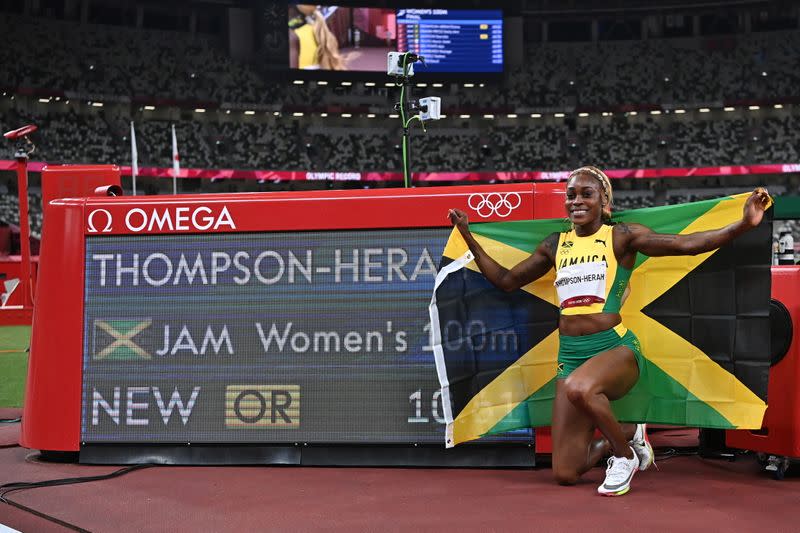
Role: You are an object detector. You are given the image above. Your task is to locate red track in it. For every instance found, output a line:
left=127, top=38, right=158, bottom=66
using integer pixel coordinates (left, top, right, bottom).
left=1, top=408, right=798, bottom=533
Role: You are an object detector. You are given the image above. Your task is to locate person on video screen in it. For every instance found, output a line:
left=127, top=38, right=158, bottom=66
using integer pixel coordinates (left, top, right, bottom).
left=288, top=5, right=345, bottom=70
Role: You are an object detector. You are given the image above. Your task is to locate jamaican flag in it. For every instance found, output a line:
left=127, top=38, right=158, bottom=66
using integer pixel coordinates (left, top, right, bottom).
left=430, top=193, right=773, bottom=448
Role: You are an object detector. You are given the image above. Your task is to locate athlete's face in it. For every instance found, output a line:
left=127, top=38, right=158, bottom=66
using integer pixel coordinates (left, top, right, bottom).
left=565, top=173, right=604, bottom=225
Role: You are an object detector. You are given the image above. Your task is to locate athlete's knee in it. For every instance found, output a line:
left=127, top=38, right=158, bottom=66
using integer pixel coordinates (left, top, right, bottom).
left=553, top=466, right=581, bottom=486
left=563, top=377, right=595, bottom=408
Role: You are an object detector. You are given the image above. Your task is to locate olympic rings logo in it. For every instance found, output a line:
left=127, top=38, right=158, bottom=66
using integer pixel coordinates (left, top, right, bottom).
left=467, top=192, right=522, bottom=218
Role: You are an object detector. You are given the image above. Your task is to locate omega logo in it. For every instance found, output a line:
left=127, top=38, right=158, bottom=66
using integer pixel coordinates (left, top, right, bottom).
left=87, top=209, right=113, bottom=233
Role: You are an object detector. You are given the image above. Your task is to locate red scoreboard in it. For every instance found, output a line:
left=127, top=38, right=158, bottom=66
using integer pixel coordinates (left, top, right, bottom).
left=21, top=181, right=565, bottom=465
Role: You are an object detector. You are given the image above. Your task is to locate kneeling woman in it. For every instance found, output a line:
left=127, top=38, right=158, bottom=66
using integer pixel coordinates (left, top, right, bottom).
left=448, top=166, right=770, bottom=496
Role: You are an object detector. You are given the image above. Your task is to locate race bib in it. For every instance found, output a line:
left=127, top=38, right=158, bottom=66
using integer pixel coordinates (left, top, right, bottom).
left=554, top=262, right=607, bottom=308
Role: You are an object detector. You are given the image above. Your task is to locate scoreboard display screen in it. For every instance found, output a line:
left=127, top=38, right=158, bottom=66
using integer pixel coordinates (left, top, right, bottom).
left=82, top=228, right=462, bottom=444
left=287, top=5, right=503, bottom=73
left=397, top=9, right=503, bottom=73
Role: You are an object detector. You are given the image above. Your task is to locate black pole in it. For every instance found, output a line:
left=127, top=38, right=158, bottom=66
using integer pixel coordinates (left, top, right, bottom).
left=401, top=76, right=413, bottom=188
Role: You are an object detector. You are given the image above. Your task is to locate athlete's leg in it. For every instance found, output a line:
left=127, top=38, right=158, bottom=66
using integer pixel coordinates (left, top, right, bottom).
left=552, top=378, right=637, bottom=484
left=562, top=346, right=640, bottom=458
left=551, top=379, right=596, bottom=485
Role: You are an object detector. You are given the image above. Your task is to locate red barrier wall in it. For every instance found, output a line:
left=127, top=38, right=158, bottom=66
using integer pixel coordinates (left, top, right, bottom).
left=726, top=266, right=800, bottom=458
left=41, top=165, right=121, bottom=207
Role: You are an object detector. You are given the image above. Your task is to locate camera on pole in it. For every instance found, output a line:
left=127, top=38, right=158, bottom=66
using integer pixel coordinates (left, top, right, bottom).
left=389, top=51, right=443, bottom=188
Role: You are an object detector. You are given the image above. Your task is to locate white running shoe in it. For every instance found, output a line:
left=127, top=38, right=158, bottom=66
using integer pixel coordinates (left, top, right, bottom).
left=597, top=447, right=639, bottom=496
left=631, top=423, right=655, bottom=471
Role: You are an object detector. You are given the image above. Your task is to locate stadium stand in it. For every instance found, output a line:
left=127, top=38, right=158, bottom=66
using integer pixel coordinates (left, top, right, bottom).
left=2, top=108, right=797, bottom=173
left=0, top=6, right=797, bottom=245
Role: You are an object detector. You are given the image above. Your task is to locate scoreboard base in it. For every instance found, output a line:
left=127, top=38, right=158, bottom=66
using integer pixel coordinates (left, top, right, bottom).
left=77, top=444, right=535, bottom=468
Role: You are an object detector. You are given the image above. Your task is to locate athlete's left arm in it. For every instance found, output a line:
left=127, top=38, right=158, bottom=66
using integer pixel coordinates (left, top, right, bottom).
left=618, top=188, right=771, bottom=257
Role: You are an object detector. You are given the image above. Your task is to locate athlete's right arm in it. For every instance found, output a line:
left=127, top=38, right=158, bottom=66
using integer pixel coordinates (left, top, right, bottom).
left=448, top=209, right=557, bottom=292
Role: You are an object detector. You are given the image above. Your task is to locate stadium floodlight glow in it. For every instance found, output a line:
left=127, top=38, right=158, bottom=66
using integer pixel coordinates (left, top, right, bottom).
left=365, top=82, right=376, bottom=87
left=293, top=80, right=304, bottom=85
left=317, top=81, right=328, bottom=85
left=650, top=110, right=661, bottom=115
left=341, top=113, right=352, bottom=118
left=293, top=112, right=304, bottom=117
left=507, top=114, right=518, bottom=118
left=531, top=113, right=542, bottom=118
left=578, top=112, right=589, bottom=117
left=341, top=81, right=352, bottom=86
left=724, top=107, right=735, bottom=111
left=463, top=83, right=474, bottom=88
left=554, top=113, right=565, bottom=118
left=244, top=110, right=255, bottom=115
left=699, top=108, right=710, bottom=113
left=144, top=105, right=156, bottom=111
left=38, top=98, right=50, bottom=103
left=459, top=114, right=471, bottom=119
left=748, top=105, right=760, bottom=110
left=92, top=102, right=104, bottom=107
left=194, top=108, right=205, bottom=113
left=774, top=104, right=784, bottom=109
left=432, top=83, right=444, bottom=87
left=483, top=114, right=494, bottom=119
left=674, top=109, right=686, bottom=114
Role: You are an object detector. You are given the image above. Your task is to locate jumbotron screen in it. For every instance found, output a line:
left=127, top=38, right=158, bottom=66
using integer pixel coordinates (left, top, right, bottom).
left=80, top=228, right=483, bottom=444
left=287, top=6, right=503, bottom=73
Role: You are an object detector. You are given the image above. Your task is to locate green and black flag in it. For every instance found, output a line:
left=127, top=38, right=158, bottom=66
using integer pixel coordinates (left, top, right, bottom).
left=430, top=193, right=772, bottom=447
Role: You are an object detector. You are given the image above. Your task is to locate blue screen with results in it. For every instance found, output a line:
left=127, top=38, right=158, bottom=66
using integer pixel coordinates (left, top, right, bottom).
left=396, top=9, right=503, bottom=73
left=80, top=229, right=530, bottom=445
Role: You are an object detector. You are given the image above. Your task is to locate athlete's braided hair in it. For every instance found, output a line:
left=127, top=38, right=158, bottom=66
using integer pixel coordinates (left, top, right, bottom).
left=569, top=165, right=613, bottom=223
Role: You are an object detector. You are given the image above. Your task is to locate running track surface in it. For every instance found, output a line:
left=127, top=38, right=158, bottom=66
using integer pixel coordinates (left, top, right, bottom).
left=1, top=408, right=798, bottom=533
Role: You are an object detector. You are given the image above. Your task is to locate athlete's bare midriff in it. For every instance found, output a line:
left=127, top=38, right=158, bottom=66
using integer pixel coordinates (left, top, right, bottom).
left=559, top=312, right=622, bottom=336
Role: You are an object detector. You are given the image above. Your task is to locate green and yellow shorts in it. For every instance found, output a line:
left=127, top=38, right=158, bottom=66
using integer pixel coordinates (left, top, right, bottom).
left=557, top=323, right=644, bottom=379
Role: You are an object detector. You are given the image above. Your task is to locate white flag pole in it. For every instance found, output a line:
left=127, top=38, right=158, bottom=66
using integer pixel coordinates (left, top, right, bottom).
left=171, top=124, right=180, bottom=194
left=130, top=121, right=138, bottom=196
